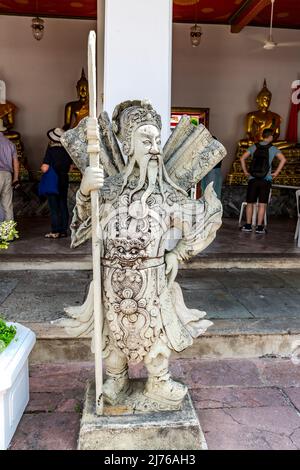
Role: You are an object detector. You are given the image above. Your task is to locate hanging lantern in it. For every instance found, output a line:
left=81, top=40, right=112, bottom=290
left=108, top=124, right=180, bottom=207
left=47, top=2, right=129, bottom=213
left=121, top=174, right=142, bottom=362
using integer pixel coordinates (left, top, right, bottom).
left=190, top=24, right=202, bottom=47
left=31, top=17, right=45, bottom=41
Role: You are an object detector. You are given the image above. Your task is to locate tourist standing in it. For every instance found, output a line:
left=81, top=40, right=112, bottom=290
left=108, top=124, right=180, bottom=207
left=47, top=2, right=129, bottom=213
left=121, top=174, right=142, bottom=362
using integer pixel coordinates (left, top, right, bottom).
left=41, top=128, right=72, bottom=239
left=240, top=128, right=286, bottom=234
left=201, top=136, right=223, bottom=200
left=0, top=119, right=19, bottom=222
left=201, top=161, right=222, bottom=200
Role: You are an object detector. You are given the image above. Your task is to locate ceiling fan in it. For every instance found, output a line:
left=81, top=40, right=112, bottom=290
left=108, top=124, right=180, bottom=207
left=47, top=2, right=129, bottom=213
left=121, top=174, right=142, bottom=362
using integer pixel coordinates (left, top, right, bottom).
left=263, top=0, right=277, bottom=49
left=261, top=0, right=300, bottom=50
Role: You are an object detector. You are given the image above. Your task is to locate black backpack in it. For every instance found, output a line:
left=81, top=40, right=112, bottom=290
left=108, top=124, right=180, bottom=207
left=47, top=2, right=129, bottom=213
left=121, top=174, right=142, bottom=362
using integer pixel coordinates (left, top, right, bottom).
left=249, top=143, right=272, bottom=179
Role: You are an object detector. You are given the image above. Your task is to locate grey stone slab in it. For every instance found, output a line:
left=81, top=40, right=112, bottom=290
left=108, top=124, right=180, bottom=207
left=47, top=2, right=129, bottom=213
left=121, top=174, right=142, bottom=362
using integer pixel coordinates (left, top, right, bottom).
left=0, top=291, right=85, bottom=322
left=216, top=269, right=286, bottom=289
left=78, top=380, right=207, bottom=450
left=275, top=270, right=300, bottom=289
left=12, top=271, right=90, bottom=294
left=0, top=270, right=90, bottom=293
left=182, top=288, right=253, bottom=319
left=230, top=287, right=300, bottom=318
left=1, top=268, right=300, bottom=326
left=177, top=270, right=223, bottom=290
left=210, top=318, right=300, bottom=335
left=0, top=279, right=18, bottom=304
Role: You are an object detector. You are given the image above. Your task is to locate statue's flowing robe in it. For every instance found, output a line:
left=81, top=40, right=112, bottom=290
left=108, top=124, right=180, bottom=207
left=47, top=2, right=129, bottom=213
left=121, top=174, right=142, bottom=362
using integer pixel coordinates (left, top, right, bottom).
left=63, top=171, right=221, bottom=364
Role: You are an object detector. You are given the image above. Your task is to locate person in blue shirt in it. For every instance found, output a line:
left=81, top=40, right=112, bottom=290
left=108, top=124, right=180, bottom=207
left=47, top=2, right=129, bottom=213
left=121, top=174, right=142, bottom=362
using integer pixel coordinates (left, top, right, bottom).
left=40, top=128, right=73, bottom=239
left=240, top=128, right=286, bottom=234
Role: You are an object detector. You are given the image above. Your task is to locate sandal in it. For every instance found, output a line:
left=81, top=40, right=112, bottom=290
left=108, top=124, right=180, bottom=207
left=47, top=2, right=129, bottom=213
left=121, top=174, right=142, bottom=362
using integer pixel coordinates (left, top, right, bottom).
left=45, top=232, right=60, bottom=239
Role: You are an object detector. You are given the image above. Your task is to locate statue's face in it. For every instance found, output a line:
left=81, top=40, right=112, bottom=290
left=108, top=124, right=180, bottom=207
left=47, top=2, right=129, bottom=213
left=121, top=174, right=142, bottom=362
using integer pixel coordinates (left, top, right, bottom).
left=77, top=83, right=88, bottom=100
left=257, top=93, right=271, bottom=110
left=132, top=124, right=162, bottom=167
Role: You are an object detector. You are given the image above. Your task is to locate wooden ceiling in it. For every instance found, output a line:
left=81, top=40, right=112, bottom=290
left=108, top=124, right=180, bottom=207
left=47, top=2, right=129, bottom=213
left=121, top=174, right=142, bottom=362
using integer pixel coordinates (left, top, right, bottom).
left=173, top=0, right=300, bottom=31
left=0, top=1, right=299, bottom=31
left=0, top=1, right=97, bottom=20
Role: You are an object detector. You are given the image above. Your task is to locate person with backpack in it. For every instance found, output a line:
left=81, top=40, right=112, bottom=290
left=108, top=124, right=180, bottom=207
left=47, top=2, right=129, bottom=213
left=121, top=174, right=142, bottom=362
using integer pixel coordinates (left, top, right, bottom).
left=240, top=128, right=286, bottom=234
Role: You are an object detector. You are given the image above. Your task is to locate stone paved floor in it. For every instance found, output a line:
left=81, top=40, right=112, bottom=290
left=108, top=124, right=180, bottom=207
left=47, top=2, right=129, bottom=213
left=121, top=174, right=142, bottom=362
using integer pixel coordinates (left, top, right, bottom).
left=1, top=268, right=300, bottom=323
left=9, top=358, right=300, bottom=450
left=0, top=217, right=299, bottom=257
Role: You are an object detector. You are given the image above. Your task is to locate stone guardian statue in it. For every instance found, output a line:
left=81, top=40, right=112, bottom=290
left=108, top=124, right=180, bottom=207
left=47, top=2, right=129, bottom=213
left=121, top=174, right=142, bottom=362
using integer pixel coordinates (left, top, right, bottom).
left=59, top=99, right=226, bottom=412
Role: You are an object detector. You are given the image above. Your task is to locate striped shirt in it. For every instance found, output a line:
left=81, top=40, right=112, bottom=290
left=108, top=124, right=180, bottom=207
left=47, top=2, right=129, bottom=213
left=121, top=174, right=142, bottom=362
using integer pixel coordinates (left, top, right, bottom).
left=0, top=132, right=17, bottom=173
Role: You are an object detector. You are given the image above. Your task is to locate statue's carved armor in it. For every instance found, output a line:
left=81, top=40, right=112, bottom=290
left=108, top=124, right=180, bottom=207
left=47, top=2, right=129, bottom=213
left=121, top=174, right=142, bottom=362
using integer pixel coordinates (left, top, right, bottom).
left=104, top=185, right=205, bottom=363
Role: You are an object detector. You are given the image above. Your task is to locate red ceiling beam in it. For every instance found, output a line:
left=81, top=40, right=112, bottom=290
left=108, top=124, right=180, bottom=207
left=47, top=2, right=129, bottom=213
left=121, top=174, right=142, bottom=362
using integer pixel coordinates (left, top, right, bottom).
left=230, top=0, right=271, bottom=33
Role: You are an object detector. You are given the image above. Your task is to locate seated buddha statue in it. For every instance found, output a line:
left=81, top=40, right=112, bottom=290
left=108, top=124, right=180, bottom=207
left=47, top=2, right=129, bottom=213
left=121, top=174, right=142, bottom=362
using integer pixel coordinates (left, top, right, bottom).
left=64, top=68, right=89, bottom=130
left=0, top=80, right=28, bottom=180
left=0, top=101, right=20, bottom=140
left=239, top=79, right=294, bottom=151
left=0, top=80, right=19, bottom=139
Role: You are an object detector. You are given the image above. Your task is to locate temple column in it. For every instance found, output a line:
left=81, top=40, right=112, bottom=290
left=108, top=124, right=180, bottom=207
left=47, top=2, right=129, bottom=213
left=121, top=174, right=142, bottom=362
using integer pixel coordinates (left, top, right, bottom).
left=97, top=0, right=105, bottom=113
left=101, top=0, right=173, bottom=144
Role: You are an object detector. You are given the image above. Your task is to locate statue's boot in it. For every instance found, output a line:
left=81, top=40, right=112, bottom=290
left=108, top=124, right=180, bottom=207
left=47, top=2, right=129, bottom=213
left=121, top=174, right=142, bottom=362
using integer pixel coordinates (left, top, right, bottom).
left=144, top=342, right=187, bottom=409
left=103, top=348, right=132, bottom=405
left=144, top=373, right=188, bottom=410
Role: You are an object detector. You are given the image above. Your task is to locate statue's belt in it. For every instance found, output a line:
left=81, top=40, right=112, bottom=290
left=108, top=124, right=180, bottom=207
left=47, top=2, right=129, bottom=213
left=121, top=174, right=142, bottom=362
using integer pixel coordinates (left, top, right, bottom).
left=102, top=256, right=165, bottom=270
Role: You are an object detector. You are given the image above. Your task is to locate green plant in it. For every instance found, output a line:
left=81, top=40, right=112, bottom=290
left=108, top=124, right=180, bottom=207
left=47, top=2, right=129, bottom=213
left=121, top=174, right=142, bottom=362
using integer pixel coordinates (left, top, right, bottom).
left=0, top=221, right=19, bottom=250
left=0, top=318, right=17, bottom=352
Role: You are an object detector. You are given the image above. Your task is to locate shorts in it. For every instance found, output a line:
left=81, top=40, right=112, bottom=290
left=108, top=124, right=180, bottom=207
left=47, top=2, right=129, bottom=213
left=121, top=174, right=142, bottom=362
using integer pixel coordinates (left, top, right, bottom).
left=246, top=178, right=271, bottom=204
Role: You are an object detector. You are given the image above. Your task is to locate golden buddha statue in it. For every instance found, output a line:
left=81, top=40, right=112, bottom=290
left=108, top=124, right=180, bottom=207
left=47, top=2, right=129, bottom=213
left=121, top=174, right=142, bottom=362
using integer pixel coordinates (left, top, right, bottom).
left=239, top=79, right=293, bottom=151
left=0, top=80, right=28, bottom=179
left=227, top=80, right=299, bottom=186
left=0, top=102, right=19, bottom=140
left=64, top=68, right=89, bottom=130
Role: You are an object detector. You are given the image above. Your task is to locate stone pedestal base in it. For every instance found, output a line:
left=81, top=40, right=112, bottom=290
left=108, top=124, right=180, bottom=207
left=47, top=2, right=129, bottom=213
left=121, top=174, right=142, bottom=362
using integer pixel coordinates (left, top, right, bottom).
left=78, top=380, right=207, bottom=450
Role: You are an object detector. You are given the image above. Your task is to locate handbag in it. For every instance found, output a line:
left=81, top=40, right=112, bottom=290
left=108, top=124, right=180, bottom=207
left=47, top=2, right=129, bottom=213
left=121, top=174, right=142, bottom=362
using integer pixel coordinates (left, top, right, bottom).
left=38, top=167, right=59, bottom=196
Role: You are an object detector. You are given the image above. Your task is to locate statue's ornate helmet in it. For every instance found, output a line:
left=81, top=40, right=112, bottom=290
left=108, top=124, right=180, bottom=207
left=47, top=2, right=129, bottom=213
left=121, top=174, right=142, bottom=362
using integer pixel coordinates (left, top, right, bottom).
left=112, top=100, right=162, bottom=156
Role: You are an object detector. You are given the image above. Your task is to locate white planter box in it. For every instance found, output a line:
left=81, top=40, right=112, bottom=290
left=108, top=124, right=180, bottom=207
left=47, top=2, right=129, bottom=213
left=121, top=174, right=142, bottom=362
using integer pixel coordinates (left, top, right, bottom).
left=0, top=322, right=36, bottom=450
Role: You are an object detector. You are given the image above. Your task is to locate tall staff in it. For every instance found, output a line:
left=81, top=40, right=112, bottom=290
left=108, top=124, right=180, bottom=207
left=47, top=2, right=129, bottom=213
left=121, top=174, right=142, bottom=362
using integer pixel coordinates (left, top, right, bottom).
left=87, top=30, right=103, bottom=415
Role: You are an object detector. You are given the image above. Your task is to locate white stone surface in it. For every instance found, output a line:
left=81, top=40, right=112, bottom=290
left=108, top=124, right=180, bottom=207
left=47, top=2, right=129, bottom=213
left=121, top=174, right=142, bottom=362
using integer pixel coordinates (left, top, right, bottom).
left=0, top=322, right=36, bottom=450
left=103, top=0, right=173, bottom=145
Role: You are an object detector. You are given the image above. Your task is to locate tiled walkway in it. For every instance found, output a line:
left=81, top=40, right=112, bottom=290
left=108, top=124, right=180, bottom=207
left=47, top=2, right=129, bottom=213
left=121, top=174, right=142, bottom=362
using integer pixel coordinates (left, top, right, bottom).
left=1, top=268, right=300, bottom=323
left=9, top=358, right=300, bottom=450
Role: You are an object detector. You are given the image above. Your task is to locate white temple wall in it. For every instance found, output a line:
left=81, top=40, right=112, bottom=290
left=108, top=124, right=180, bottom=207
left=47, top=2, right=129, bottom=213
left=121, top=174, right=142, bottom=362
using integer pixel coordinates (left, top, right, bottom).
left=103, top=0, right=173, bottom=146
left=172, top=23, right=300, bottom=177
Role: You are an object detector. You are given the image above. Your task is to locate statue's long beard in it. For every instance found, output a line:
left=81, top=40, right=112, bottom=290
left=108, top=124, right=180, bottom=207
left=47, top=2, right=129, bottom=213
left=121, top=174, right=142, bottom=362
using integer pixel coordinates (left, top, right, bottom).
left=121, top=153, right=187, bottom=208
left=130, top=154, right=163, bottom=202
left=140, top=158, right=162, bottom=212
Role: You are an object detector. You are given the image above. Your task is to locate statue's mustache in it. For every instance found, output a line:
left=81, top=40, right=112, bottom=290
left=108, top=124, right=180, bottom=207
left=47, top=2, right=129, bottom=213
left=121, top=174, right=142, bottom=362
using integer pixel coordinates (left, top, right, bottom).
left=145, top=153, right=163, bottom=162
